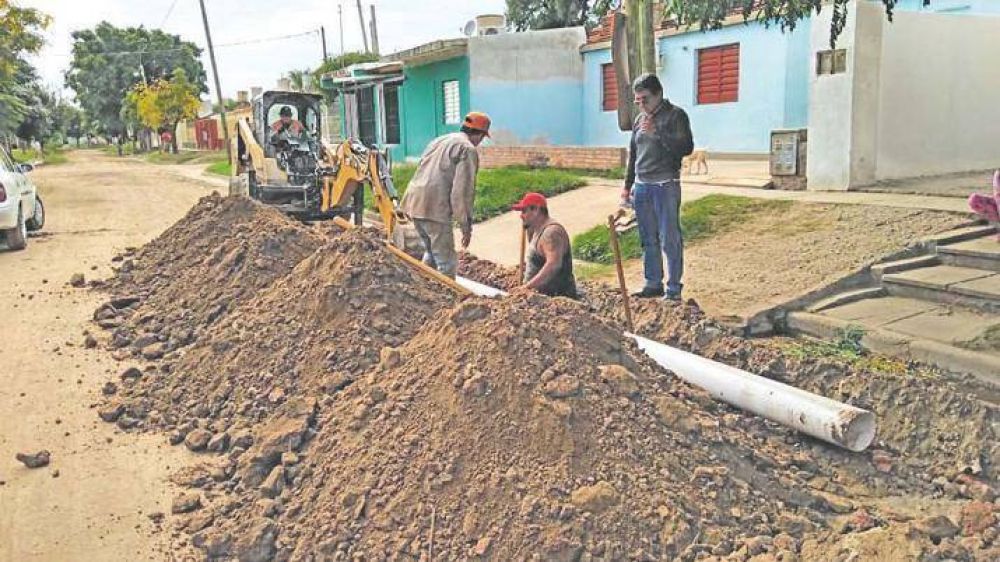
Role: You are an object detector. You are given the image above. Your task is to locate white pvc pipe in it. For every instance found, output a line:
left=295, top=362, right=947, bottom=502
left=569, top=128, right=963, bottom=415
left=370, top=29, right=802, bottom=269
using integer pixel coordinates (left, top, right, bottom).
left=630, top=334, right=876, bottom=452
left=455, top=276, right=506, bottom=298
left=455, top=278, right=877, bottom=452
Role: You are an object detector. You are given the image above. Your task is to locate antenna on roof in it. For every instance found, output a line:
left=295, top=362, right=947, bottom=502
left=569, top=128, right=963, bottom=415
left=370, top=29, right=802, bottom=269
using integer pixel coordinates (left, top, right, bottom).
left=462, top=20, right=476, bottom=37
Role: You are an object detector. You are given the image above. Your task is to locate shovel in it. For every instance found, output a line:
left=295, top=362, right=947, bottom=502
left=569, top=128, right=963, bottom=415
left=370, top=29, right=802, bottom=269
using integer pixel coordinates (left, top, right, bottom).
left=608, top=209, right=635, bottom=332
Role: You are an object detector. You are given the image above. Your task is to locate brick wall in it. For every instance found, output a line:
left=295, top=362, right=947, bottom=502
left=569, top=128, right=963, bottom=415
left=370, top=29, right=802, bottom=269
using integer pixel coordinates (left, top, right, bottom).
left=478, top=146, right=627, bottom=171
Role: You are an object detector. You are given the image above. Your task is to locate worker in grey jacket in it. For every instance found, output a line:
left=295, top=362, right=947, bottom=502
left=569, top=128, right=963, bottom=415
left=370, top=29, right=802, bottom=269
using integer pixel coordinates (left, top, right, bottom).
left=400, top=112, right=491, bottom=277
left=620, top=74, right=694, bottom=301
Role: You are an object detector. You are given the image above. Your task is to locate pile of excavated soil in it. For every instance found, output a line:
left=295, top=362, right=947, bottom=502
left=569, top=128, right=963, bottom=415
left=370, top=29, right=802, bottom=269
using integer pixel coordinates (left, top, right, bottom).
left=458, top=253, right=520, bottom=291
left=89, top=206, right=998, bottom=562
left=193, top=295, right=890, bottom=561
left=100, top=227, right=460, bottom=446
left=93, top=195, right=328, bottom=359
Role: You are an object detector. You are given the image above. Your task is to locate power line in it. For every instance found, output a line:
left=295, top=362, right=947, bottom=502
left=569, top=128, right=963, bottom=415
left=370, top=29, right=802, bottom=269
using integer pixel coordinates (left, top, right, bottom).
left=159, top=0, right=180, bottom=28
left=216, top=29, right=320, bottom=48
left=46, top=29, right=322, bottom=58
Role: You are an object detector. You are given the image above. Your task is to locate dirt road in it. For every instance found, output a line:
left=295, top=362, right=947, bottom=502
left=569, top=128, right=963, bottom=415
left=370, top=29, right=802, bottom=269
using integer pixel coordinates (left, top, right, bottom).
left=0, top=150, right=217, bottom=561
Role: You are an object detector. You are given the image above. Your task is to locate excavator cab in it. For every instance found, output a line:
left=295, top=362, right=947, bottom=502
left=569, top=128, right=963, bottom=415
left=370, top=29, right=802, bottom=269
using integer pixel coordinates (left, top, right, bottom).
left=231, top=90, right=404, bottom=235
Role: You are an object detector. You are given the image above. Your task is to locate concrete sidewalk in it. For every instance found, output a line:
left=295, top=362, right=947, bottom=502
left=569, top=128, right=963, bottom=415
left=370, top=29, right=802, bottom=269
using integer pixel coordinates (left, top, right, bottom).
left=466, top=179, right=972, bottom=266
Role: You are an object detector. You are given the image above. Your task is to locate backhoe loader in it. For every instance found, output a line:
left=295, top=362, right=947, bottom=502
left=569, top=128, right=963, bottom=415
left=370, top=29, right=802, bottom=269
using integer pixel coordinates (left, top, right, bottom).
left=229, top=90, right=404, bottom=238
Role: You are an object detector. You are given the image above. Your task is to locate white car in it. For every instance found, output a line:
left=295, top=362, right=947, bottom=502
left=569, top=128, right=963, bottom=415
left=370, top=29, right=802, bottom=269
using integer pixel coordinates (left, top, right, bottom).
left=0, top=146, right=45, bottom=251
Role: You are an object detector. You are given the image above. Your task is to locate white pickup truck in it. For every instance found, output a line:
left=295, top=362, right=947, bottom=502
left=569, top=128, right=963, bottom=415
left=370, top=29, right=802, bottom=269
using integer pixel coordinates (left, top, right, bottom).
left=0, top=146, right=45, bottom=251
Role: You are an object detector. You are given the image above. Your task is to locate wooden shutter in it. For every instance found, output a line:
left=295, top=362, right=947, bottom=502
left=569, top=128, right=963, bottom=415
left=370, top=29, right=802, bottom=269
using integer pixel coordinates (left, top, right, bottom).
left=601, top=63, right=618, bottom=112
left=698, top=44, right=740, bottom=105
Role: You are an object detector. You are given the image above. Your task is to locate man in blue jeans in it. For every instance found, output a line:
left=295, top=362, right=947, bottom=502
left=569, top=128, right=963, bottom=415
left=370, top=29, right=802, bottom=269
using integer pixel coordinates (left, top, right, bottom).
left=620, top=73, right=694, bottom=301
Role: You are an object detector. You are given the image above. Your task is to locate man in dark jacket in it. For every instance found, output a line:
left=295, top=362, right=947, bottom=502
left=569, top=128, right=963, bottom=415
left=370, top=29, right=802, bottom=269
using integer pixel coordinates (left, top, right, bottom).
left=620, top=73, right=694, bottom=301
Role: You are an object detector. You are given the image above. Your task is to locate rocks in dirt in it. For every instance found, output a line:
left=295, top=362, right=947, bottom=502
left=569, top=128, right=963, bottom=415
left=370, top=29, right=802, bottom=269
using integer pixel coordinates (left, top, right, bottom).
left=83, top=334, right=98, bottom=349
left=101, top=382, right=118, bottom=396
left=233, top=519, right=277, bottom=562
left=959, top=502, right=996, bottom=536
left=171, top=492, right=202, bottom=514
left=69, top=273, right=86, bottom=287
left=98, top=403, right=125, bottom=423
left=570, top=481, right=619, bottom=513
left=119, top=367, right=142, bottom=381
left=207, top=432, right=230, bottom=453
left=259, top=466, right=285, bottom=498
left=184, top=429, right=213, bottom=452
left=913, top=515, right=960, bottom=542
left=140, top=342, right=167, bottom=361
left=871, top=449, right=894, bottom=473
left=15, top=450, right=50, bottom=469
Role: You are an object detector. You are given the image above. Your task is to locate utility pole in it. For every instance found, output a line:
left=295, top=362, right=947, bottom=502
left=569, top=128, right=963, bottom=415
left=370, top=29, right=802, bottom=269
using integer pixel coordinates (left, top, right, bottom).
left=321, top=26, right=329, bottom=62
left=369, top=4, right=380, bottom=56
left=356, top=0, right=370, bottom=53
left=339, top=3, right=345, bottom=55
left=198, top=0, right=229, bottom=157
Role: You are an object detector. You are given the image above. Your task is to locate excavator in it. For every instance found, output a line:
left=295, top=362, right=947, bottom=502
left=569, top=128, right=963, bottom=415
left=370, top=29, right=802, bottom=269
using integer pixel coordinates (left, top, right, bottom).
left=229, top=90, right=405, bottom=238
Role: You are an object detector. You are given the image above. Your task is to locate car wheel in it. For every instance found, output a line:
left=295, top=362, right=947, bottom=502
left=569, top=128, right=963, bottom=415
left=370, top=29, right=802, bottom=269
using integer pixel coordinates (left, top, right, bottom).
left=26, top=194, right=44, bottom=231
left=5, top=205, right=28, bottom=251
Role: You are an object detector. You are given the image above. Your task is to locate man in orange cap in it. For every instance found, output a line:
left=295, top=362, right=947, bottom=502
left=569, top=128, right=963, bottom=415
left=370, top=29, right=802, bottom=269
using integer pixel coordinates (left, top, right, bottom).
left=513, top=192, right=578, bottom=299
left=401, top=112, right=491, bottom=277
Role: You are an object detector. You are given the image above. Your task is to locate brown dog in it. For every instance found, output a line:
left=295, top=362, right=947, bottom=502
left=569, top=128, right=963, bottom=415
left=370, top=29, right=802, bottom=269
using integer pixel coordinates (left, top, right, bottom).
left=683, top=149, right=709, bottom=175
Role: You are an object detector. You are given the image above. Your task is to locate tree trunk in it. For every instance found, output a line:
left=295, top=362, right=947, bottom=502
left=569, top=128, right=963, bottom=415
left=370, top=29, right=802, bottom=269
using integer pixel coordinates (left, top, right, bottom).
left=172, top=121, right=179, bottom=154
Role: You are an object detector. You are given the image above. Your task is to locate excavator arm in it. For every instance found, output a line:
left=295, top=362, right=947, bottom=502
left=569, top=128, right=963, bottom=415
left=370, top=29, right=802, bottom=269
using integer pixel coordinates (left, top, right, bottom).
left=320, top=141, right=406, bottom=238
left=234, top=117, right=268, bottom=181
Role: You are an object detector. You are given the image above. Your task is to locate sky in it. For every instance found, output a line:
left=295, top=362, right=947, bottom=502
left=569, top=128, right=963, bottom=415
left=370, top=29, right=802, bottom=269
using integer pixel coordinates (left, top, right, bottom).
left=19, top=0, right=507, bottom=102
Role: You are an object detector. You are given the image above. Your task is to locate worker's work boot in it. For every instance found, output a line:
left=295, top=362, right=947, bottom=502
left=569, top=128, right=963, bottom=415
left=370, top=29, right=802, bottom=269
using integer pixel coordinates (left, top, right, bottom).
left=631, top=286, right=664, bottom=299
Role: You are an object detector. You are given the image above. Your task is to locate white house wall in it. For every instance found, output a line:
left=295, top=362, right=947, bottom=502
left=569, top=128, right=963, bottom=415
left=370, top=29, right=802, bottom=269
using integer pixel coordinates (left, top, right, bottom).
left=874, top=8, right=1000, bottom=180
left=808, top=0, right=1000, bottom=190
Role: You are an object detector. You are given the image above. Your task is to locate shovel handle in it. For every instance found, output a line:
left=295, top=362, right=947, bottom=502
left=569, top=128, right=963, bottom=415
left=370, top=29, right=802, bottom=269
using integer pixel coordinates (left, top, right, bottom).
left=517, top=225, right=527, bottom=282
left=607, top=214, right=635, bottom=332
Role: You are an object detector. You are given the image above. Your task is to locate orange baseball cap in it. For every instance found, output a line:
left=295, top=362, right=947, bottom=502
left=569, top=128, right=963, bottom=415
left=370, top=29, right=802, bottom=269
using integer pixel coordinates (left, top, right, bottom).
left=512, top=192, right=547, bottom=211
left=463, top=111, right=492, bottom=136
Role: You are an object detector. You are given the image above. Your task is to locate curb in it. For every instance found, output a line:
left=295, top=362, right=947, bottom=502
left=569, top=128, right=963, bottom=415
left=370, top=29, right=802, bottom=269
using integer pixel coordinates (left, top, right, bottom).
left=786, top=311, right=1000, bottom=387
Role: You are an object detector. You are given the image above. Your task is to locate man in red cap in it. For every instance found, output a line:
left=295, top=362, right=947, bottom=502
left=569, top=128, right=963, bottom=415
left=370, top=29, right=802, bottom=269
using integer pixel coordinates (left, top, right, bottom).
left=401, top=112, right=492, bottom=277
left=514, top=192, right=578, bottom=299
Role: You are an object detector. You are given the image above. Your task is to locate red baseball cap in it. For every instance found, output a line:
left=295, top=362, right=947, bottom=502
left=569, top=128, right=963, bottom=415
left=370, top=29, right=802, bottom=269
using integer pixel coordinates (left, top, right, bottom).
left=463, top=112, right=492, bottom=137
left=512, top=192, right=547, bottom=211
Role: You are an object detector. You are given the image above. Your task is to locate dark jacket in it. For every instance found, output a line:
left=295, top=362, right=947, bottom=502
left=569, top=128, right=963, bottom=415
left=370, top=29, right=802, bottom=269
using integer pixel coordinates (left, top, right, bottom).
left=625, top=99, right=694, bottom=189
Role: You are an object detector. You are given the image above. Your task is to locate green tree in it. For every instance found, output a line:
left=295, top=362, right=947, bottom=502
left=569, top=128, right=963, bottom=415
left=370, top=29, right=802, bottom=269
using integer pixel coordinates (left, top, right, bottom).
left=286, top=69, right=316, bottom=92
left=129, top=68, right=200, bottom=153
left=312, top=51, right=379, bottom=101
left=505, top=0, right=614, bottom=30
left=665, top=0, right=931, bottom=46
left=65, top=22, right=207, bottom=136
left=313, top=52, right=380, bottom=77
left=0, top=1, right=50, bottom=137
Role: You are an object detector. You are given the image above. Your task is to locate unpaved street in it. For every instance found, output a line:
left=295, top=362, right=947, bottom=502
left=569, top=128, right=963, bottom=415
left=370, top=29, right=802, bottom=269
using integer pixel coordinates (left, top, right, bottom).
left=0, top=150, right=216, bottom=561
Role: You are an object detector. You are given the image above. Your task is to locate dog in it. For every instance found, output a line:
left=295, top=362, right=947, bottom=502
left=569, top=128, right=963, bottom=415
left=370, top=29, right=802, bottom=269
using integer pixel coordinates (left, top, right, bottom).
left=683, top=148, right=709, bottom=175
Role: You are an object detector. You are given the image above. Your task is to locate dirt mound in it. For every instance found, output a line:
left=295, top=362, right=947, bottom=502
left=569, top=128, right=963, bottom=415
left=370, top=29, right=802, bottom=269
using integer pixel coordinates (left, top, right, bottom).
left=190, top=295, right=930, bottom=561
left=458, top=253, right=520, bottom=291
left=94, top=195, right=328, bottom=357
left=101, top=227, right=460, bottom=444
left=581, top=283, right=1000, bottom=486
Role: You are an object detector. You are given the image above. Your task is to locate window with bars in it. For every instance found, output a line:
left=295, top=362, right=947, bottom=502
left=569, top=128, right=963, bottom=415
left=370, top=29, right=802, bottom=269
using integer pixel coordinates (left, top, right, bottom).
left=384, top=83, right=401, bottom=145
left=697, top=43, right=740, bottom=105
left=816, top=49, right=848, bottom=76
left=601, top=63, right=618, bottom=112
left=442, top=80, right=461, bottom=125
left=357, top=86, right=377, bottom=146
